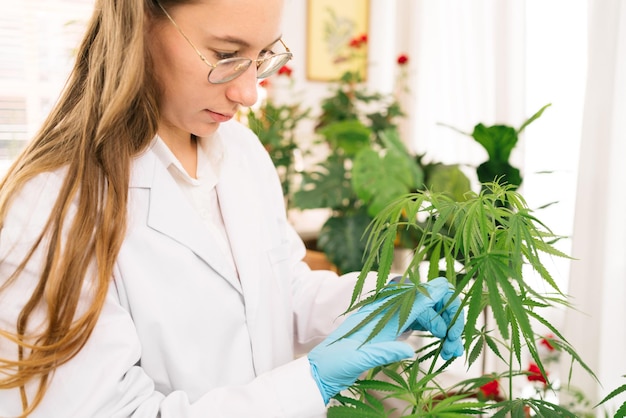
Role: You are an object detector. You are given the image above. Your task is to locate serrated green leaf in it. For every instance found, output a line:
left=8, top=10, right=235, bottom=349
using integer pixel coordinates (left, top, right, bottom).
left=596, top=384, right=626, bottom=407
left=614, top=401, right=626, bottom=418
left=381, top=366, right=410, bottom=390
left=427, top=241, right=442, bottom=280
left=354, top=379, right=405, bottom=393
left=464, top=276, right=485, bottom=348
left=468, top=336, right=484, bottom=366
left=509, top=314, right=522, bottom=365
left=327, top=405, right=382, bottom=418
left=484, top=334, right=506, bottom=364
left=484, top=269, right=509, bottom=340
left=526, top=398, right=579, bottom=417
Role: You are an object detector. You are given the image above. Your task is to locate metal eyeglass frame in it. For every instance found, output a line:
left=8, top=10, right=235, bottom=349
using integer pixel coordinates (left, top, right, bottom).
left=156, top=1, right=293, bottom=84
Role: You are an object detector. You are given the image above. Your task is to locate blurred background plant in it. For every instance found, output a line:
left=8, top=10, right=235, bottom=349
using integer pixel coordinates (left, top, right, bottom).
left=288, top=33, right=472, bottom=274
left=246, top=65, right=310, bottom=202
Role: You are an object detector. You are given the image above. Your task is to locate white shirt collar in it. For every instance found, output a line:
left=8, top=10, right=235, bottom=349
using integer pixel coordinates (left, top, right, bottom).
left=151, top=132, right=225, bottom=189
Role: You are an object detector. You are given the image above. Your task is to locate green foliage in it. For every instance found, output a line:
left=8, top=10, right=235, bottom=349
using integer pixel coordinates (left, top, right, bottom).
left=336, top=182, right=598, bottom=416
left=596, top=375, right=626, bottom=417
left=247, top=100, right=310, bottom=199
left=352, top=130, right=425, bottom=217
left=320, top=119, right=372, bottom=156
left=291, top=68, right=455, bottom=273
left=318, top=208, right=375, bottom=274
left=291, top=65, right=434, bottom=273
left=293, top=154, right=353, bottom=211
left=442, top=103, right=551, bottom=189
left=421, top=162, right=472, bottom=203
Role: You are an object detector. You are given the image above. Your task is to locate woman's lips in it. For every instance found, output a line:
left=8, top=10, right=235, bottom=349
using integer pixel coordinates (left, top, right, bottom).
left=207, top=109, right=233, bottom=123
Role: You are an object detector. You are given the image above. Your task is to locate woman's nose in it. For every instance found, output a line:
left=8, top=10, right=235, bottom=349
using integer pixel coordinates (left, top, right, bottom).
left=225, top=65, right=259, bottom=107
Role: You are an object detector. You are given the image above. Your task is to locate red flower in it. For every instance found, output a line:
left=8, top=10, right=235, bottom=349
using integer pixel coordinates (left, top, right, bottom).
left=349, top=33, right=368, bottom=48
left=277, top=65, right=293, bottom=77
left=478, top=379, right=500, bottom=401
left=397, top=54, right=409, bottom=65
left=527, top=363, right=548, bottom=384
left=259, top=79, right=270, bottom=88
left=540, top=335, right=555, bottom=351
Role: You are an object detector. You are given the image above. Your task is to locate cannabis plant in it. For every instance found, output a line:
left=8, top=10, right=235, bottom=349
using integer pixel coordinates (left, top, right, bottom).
left=328, top=182, right=597, bottom=417
left=597, top=376, right=626, bottom=417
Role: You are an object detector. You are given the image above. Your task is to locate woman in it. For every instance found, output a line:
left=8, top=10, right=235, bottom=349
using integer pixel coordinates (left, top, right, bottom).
left=0, top=0, right=464, bottom=416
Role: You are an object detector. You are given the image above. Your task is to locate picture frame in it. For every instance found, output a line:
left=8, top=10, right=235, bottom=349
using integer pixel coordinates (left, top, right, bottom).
left=306, top=0, right=370, bottom=82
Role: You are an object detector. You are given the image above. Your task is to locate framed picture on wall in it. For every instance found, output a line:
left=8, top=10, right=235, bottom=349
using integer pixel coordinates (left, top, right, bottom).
left=306, top=0, right=369, bottom=82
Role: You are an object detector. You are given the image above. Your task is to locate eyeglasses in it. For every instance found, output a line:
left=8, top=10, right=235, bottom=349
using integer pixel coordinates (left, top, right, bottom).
left=156, top=1, right=293, bottom=84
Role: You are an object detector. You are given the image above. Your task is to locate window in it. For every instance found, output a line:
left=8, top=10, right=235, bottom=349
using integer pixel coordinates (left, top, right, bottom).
left=0, top=0, right=94, bottom=173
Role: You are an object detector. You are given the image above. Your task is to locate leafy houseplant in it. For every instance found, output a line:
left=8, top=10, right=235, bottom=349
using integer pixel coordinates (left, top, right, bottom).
left=597, top=377, right=626, bottom=417
left=291, top=64, right=419, bottom=274
left=328, top=182, right=599, bottom=417
left=246, top=66, right=310, bottom=201
left=291, top=38, right=472, bottom=274
left=441, top=103, right=552, bottom=192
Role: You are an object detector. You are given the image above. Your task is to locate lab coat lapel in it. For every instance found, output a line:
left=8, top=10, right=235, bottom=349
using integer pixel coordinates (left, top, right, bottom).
left=217, top=151, right=263, bottom=314
left=130, top=149, right=242, bottom=292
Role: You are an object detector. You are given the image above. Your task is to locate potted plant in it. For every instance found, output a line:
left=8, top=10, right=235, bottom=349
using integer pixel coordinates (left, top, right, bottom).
left=291, top=36, right=471, bottom=274
left=328, top=180, right=599, bottom=417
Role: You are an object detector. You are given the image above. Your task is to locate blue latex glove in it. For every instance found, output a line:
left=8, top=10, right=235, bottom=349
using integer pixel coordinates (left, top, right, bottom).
left=308, top=276, right=464, bottom=404
left=407, top=279, right=465, bottom=361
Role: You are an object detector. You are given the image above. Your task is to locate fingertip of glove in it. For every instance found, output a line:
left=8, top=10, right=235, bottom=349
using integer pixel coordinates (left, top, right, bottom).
left=441, top=339, right=465, bottom=360
left=447, top=323, right=464, bottom=341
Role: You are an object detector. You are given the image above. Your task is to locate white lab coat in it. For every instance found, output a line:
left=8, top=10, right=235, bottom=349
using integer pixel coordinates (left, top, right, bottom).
left=0, top=120, right=371, bottom=418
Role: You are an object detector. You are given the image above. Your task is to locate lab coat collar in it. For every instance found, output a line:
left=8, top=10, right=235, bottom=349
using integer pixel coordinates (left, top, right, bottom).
left=129, top=140, right=242, bottom=293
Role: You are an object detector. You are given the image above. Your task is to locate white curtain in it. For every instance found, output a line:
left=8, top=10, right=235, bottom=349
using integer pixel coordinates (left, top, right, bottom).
left=394, top=0, right=526, bottom=172
left=563, top=0, right=626, bottom=413
left=391, top=0, right=528, bottom=385
left=399, top=1, right=624, bottom=412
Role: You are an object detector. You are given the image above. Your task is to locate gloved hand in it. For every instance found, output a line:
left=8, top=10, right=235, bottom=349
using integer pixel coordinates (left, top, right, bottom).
left=308, top=276, right=464, bottom=404
left=407, top=278, right=465, bottom=361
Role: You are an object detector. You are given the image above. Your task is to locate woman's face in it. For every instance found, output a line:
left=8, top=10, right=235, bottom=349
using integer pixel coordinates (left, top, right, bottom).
left=147, top=0, right=285, bottom=142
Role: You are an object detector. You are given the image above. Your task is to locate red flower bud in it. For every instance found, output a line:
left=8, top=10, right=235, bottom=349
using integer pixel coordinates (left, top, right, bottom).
left=479, top=379, right=500, bottom=400
left=540, top=335, right=556, bottom=351
left=277, top=65, right=293, bottom=77
left=349, top=33, right=368, bottom=48
left=527, top=363, right=548, bottom=384
left=397, top=54, right=409, bottom=65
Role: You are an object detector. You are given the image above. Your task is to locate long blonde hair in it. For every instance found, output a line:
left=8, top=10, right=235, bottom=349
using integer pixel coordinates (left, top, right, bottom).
left=0, top=0, right=182, bottom=414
